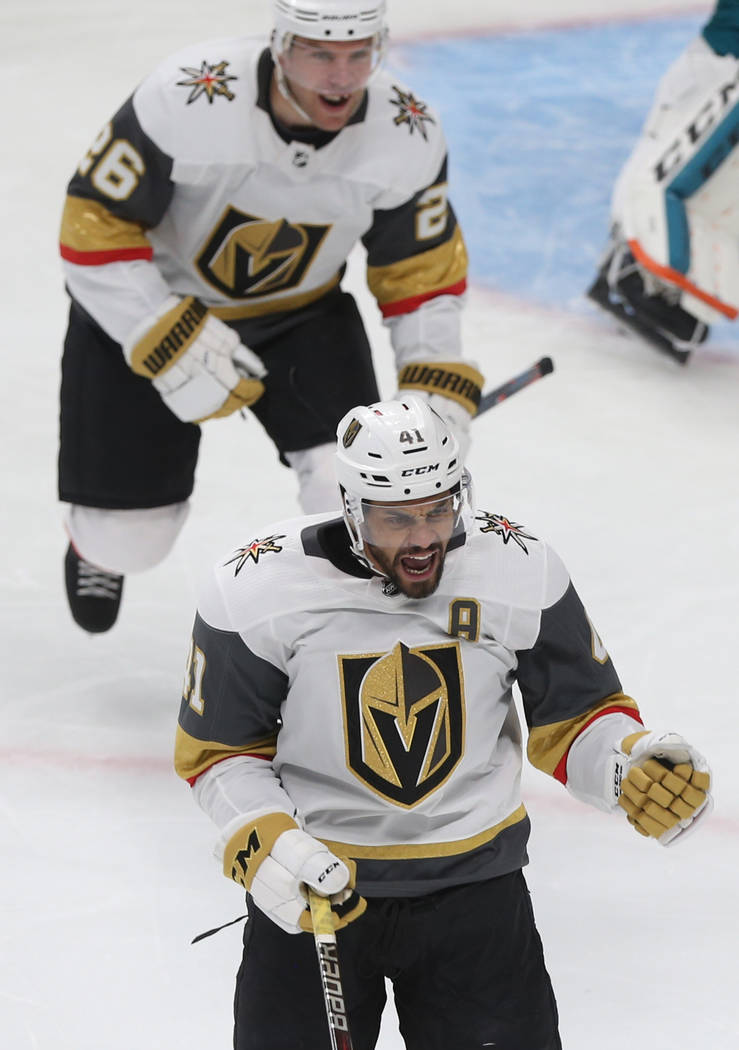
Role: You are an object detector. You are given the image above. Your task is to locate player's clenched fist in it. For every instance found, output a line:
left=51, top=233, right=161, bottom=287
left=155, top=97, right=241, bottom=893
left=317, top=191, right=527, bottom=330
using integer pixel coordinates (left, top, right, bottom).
left=223, top=813, right=366, bottom=934
left=617, top=731, right=712, bottom=846
left=124, top=295, right=266, bottom=423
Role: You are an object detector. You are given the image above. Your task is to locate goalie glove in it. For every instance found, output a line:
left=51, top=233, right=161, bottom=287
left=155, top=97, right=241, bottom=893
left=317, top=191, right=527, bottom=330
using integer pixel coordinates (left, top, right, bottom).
left=123, top=295, right=266, bottom=423
left=397, top=360, right=484, bottom=462
left=223, top=814, right=366, bottom=935
left=614, top=731, right=713, bottom=846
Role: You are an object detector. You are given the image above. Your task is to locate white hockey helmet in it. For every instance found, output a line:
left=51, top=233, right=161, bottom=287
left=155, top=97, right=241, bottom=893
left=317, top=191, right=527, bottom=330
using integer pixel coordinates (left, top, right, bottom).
left=335, top=396, right=472, bottom=568
left=272, top=0, right=387, bottom=43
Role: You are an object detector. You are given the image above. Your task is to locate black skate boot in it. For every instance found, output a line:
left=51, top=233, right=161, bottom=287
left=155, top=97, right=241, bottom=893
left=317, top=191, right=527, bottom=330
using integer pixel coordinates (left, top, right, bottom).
left=64, top=543, right=124, bottom=634
left=587, top=238, right=709, bottom=365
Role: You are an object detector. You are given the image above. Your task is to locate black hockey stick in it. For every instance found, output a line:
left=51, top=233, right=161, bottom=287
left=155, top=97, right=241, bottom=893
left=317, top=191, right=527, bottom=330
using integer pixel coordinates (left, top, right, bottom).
left=308, top=889, right=354, bottom=1050
left=476, top=355, right=554, bottom=417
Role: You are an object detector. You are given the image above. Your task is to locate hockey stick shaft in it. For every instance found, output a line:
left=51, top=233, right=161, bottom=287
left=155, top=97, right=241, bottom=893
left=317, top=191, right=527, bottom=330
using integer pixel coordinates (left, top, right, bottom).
left=476, top=355, right=554, bottom=417
left=308, top=889, right=354, bottom=1050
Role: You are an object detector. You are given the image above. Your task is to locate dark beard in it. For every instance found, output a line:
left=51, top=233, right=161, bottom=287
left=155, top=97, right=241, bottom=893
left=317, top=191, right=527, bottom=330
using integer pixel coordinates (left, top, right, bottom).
left=366, top=543, right=446, bottom=599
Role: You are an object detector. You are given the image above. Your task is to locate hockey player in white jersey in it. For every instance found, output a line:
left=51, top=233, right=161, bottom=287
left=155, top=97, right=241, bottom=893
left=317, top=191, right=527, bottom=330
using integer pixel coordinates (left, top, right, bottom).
left=175, top=396, right=712, bottom=1050
left=58, top=0, right=481, bottom=634
left=587, top=0, right=739, bottom=363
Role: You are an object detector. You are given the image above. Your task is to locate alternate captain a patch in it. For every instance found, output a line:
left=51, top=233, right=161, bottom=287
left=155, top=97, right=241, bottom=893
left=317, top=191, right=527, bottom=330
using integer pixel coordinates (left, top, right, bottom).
left=389, top=86, right=435, bottom=140
left=339, top=641, right=465, bottom=807
left=224, top=535, right=286, bottom=575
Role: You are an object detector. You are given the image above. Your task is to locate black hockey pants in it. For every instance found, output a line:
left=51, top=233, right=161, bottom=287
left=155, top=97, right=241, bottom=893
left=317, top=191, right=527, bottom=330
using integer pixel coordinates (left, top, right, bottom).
left=233, top=869, right=562, bottom=1050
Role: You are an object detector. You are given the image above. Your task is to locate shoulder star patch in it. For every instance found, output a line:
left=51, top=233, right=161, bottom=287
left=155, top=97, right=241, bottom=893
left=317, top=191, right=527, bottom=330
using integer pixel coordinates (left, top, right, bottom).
left=475, top=512, right=537, bottom=554
left=177, top=60, right=237, bottom=104
left=224, top=535, right=286, bottom=575
left=389, top=85, right=435, bottom=140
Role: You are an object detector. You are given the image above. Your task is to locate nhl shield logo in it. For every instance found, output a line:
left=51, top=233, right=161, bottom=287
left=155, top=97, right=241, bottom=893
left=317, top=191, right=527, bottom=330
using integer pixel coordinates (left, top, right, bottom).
left=339, top=640, right=465, bottom=807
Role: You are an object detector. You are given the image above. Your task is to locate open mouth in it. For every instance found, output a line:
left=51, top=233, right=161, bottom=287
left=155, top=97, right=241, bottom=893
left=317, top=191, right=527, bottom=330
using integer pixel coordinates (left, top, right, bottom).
left=319, top=93, right=352, bottom=108
left=398, top=550, right=438, bottom=579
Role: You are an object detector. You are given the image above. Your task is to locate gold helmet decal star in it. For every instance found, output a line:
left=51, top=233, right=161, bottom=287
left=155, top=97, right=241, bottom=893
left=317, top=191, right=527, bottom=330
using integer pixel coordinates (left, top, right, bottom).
left=177, top=60, right=237, bottom=105
left=224, top=535, right=286, bottom=575
left=389, top=86, right=435, bottom=140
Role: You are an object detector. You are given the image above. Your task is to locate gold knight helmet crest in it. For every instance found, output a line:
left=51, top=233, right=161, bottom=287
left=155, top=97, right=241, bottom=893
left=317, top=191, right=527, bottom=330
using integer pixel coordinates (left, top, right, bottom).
left=342, top=418, right=362, bottom=448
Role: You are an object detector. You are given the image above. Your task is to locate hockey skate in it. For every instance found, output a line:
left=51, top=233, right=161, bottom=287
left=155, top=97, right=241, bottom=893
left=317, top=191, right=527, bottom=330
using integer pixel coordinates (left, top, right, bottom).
left=64, top=543, right=124, bottom=634
left=587, top=240, right=708, bottom=365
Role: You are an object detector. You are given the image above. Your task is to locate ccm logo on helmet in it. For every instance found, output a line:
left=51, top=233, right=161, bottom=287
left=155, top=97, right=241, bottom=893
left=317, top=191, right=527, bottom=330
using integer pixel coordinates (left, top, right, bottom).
left=401, top=464, right=439, bottom=477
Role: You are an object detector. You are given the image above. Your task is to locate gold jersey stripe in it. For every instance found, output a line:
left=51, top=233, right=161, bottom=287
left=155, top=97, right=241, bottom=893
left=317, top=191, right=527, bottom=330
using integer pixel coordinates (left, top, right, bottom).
left=60, top=194, right=151, bottom=253
left=174, top=725, right=277, bottom=782
left=398, top=360, right=484, bottom=415
left=318, top=803, right=526, bottom=860
left=210, top=271, right=342, bottom=320
left=366, top=225, right=468, bottom=308
left=527, top=692, right=642, bottom=778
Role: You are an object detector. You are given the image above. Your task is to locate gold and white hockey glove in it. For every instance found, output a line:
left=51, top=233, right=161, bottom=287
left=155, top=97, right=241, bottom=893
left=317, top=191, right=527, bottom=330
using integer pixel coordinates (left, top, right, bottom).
left=616, top=731, right=713, bottom=846
left=123, top=295, right=266, bottom=423
left=397, top=360, right=484, bottom=462
left=223, top=813, right=366, bottom=935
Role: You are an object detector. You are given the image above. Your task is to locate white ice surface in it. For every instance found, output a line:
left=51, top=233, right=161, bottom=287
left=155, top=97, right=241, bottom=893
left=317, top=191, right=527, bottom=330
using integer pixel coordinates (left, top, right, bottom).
left=2, top=1, right=738, bottom=1048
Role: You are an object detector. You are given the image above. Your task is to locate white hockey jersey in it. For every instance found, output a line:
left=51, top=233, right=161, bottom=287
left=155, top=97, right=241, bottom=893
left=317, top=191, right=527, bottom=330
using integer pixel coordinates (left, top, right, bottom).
left=175, top=509, right=643, bottom=896
left=59, top=37, right=468, bottom=355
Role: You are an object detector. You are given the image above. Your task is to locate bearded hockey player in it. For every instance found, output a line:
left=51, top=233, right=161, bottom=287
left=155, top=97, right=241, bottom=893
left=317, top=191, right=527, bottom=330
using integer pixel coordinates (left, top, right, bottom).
left=588, top=0, right=739, bottom=363
left=174, top=396, right=713, bottom=1050
left=58, top=0, right=480, bottom=634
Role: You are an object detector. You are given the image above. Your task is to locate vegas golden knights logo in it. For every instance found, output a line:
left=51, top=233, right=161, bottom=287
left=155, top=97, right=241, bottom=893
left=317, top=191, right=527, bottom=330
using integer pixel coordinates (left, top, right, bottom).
left=342, top=418, right=362, bottom=448
left=196, top=206, right=331, bottom=299
left=339, top=641, right=465, bottom=807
